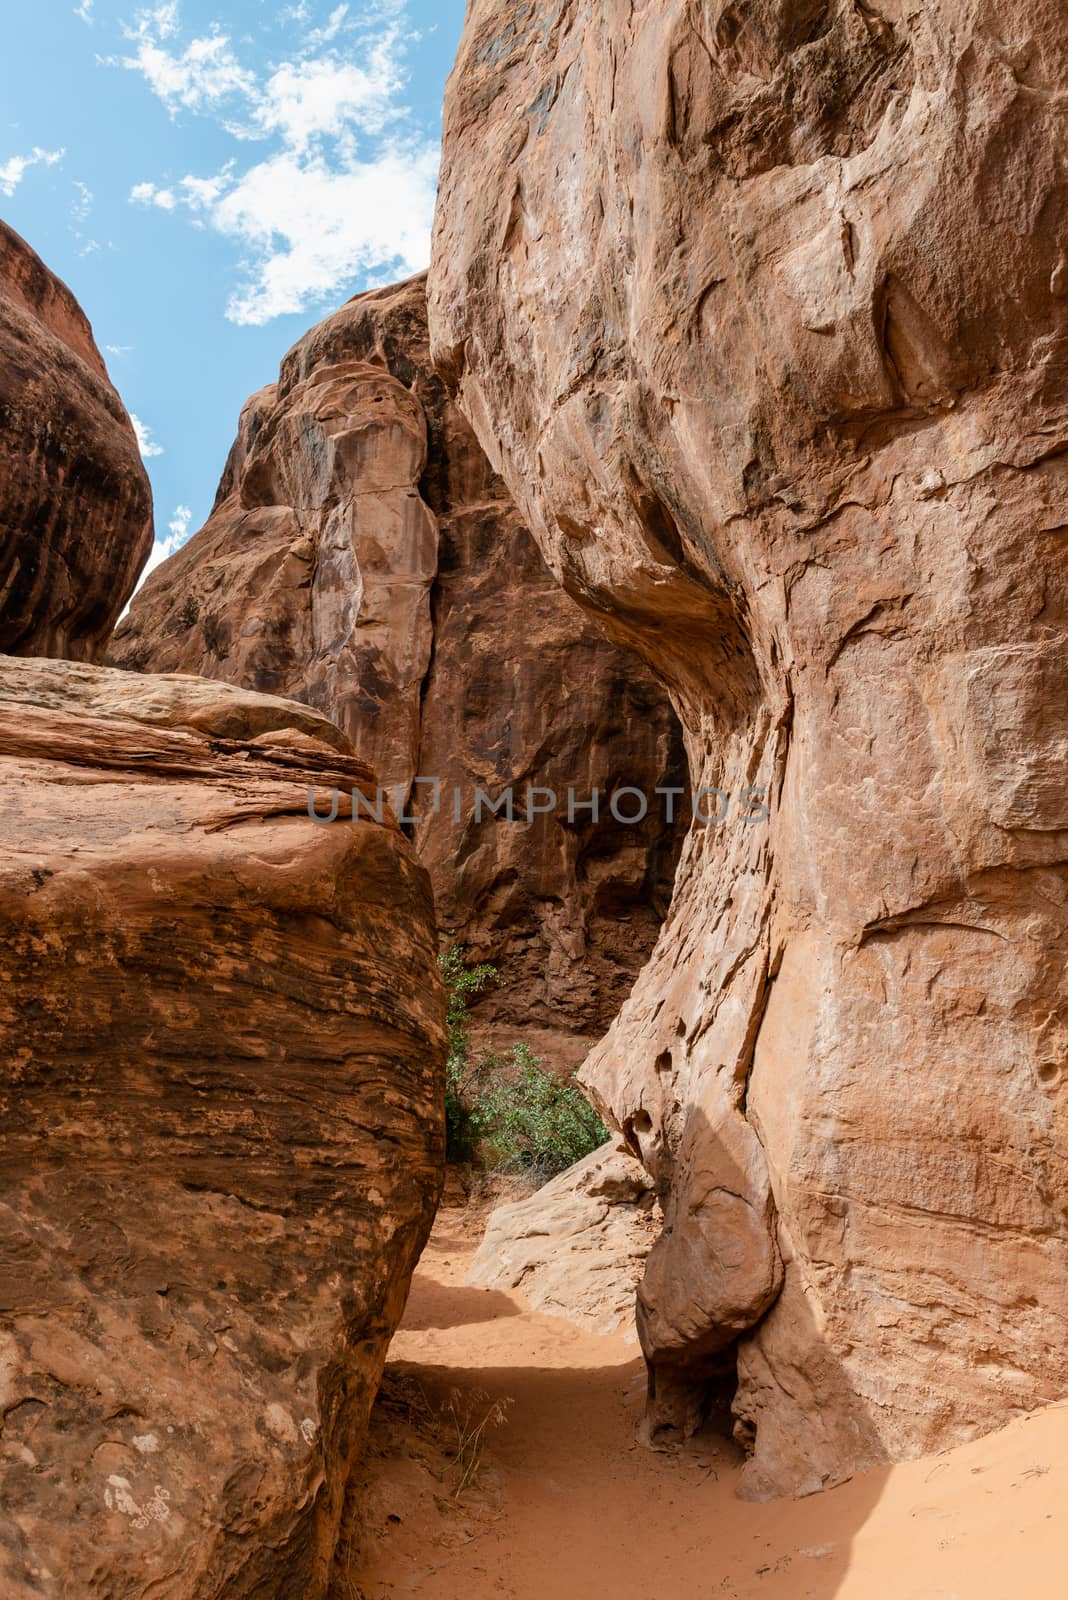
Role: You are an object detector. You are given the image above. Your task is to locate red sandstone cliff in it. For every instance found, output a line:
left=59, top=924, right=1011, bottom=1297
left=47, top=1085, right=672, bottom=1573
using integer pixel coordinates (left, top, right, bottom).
left=429, top=0, right=1068, bottom=1496
left=0, top=219, right=152, bottom=657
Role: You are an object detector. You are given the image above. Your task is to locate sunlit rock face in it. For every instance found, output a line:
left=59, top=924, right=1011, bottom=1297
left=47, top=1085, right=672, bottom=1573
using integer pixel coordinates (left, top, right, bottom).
left=0, top=220, right=152, bottom=659
left=0, top=656, right=445, bottom=1598
left=467, top=1140, right=659, bottom=1336
left=113, top=274, right=686, bottom=1064
left=429, top=0, right=1068, bottom=1495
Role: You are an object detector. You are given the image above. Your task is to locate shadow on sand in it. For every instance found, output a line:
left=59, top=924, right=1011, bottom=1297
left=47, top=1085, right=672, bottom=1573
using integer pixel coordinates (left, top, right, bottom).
left=347, top=1271, right=892, bottom=1600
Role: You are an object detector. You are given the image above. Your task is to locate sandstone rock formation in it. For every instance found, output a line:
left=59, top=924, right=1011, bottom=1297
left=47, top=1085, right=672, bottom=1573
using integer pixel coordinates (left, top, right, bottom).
left=0, top=656, right=444, bottom=1598
left=0, top=220, right=152, bottom=659
left=430, top=0, right=1068, bottom=1496
left=467, top=1142, right=658, bottom=1336
left=112, top=275, right=685, bottom=1060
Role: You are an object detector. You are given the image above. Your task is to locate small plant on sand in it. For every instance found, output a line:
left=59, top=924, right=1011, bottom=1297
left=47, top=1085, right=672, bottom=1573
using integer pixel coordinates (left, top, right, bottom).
left=438, top=943, right=609, bottom=1179
left=369, top=1371, right=512, bottom=1498
left=336, top=1563, right=367, bottom=1600
left=443, top=1387, right=513, bottom=1497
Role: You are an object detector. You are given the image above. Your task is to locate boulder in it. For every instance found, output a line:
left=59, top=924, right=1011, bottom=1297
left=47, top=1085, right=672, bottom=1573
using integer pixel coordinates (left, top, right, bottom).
left=467, top=1142, right=659, bottom=1336
left=0, top=221, right=152, bottom=659
left=0, top=655, right=444, bottom=1597
left=111, top=275, right=686, bottom=1064
left=429, top=0, right=1068, bottom=1495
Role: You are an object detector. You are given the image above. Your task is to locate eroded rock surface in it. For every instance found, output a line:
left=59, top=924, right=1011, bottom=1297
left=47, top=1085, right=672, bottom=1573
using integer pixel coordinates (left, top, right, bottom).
left=0, top=221, right=152, bottom=659
left=0, top=656, right=444, bottom=1598
left=112, top=275, right=685, bottom=1060
left=467, top=1142, right=658, bottom=1336
left=430, top=0, right=1068, bottom=1495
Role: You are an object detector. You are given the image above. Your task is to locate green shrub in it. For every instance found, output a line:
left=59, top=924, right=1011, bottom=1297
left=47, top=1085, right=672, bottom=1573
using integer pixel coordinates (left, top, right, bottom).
left=438, top=943, right=609, bottom=1178
left=439, top=942, right=498, bottom=1163
left=470, top=1041, right=610, bottom=1179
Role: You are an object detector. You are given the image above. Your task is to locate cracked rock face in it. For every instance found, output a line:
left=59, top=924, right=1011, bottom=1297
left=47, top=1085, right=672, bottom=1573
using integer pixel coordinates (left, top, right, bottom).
left=0, top=657, right=445, bottom=1598
left=112, top=275, right=685, bottom=1059
left=430, top=0, right=1068, bottom=1495
left=0, top=221, right=152, bottom=660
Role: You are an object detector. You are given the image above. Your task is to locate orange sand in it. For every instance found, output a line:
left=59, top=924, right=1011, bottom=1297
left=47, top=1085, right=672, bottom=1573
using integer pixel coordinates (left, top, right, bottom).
left=345, top=1210, right=1068, bottom=1599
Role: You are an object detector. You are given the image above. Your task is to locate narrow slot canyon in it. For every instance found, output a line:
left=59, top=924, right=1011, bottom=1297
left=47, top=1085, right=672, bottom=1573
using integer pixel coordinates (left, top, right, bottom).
left=2, top=2, right=1066, bottom=1595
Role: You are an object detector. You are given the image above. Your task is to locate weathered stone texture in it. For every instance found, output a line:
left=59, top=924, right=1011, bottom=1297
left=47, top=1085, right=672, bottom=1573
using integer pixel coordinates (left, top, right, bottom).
left=113, top=275, right=685, bottom=1060
left=0, top=656, right=445, bottom=1597
left=0, top=221, right=152, bottom=659
left=467, top=1142, right=659, bottom=1336
left=429, top=0, right=1068, bottom=1495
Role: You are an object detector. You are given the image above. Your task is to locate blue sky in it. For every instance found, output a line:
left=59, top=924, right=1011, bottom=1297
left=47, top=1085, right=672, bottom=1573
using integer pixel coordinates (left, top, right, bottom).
left=1, top=0, right=465, bottom=579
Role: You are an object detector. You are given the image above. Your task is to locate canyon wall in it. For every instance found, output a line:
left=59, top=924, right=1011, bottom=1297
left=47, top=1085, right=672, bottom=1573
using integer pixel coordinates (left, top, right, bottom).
left=429, top=0, right=1068, bottom=1495
left=113, top=275, right=686, bottom=1059
left=0, top=220, right=152, bottom=659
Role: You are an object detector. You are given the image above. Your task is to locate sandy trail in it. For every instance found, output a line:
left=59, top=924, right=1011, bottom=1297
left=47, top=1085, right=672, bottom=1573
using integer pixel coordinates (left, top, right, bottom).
left=345, top=1210, right=1067, bottom=1599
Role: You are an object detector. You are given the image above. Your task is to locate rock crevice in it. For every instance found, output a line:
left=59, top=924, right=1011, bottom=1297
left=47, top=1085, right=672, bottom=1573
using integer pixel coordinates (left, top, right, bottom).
left=114, top=274, right=687, bottom=1059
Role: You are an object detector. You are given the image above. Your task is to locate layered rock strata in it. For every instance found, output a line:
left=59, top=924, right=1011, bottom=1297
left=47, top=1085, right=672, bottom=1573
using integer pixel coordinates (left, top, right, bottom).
left=0, top=656, right=445, bottom=1598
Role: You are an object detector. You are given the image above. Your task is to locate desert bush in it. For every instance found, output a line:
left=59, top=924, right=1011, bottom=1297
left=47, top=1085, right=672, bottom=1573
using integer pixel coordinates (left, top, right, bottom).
left=470, top=1041, right=609, bottom=1178
left=443, top=1386, right=513, bottom=1497
left=438, top=944, right=609, bottom=1178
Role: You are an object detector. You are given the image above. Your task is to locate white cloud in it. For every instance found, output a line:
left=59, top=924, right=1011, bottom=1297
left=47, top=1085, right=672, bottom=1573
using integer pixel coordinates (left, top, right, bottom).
left=131, top=180, right=177, bottom=209
left=168, top=504, right=192, bottom=538
left=122, top=34, right=256, bottom=114
left=121, top=1, right=439, bottom=325
left=106, top=343, right=134, bottom=356
left=0, top=147, right=64, bottom=198
left=305, top=4, right=350, bottom=47
left=132, top=172, right=230, bottom=211
left=71, top=179, right=94, bottom=220
left=130, top=414, right=164, bottom=458
left=75, top=0, right=94, bottom=22
left=216, top=145, right=438, bottom=324
left=241, top=51, right=404, bottom=150
left=128, top=2, right=180, bottom=42
left=69, top=180, right=102, bottom=255
left=132, top=518, right=190, bottom=596
left=117, top=3, right=255, bottom=114
left=177, top=173, right=230, bottom=206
